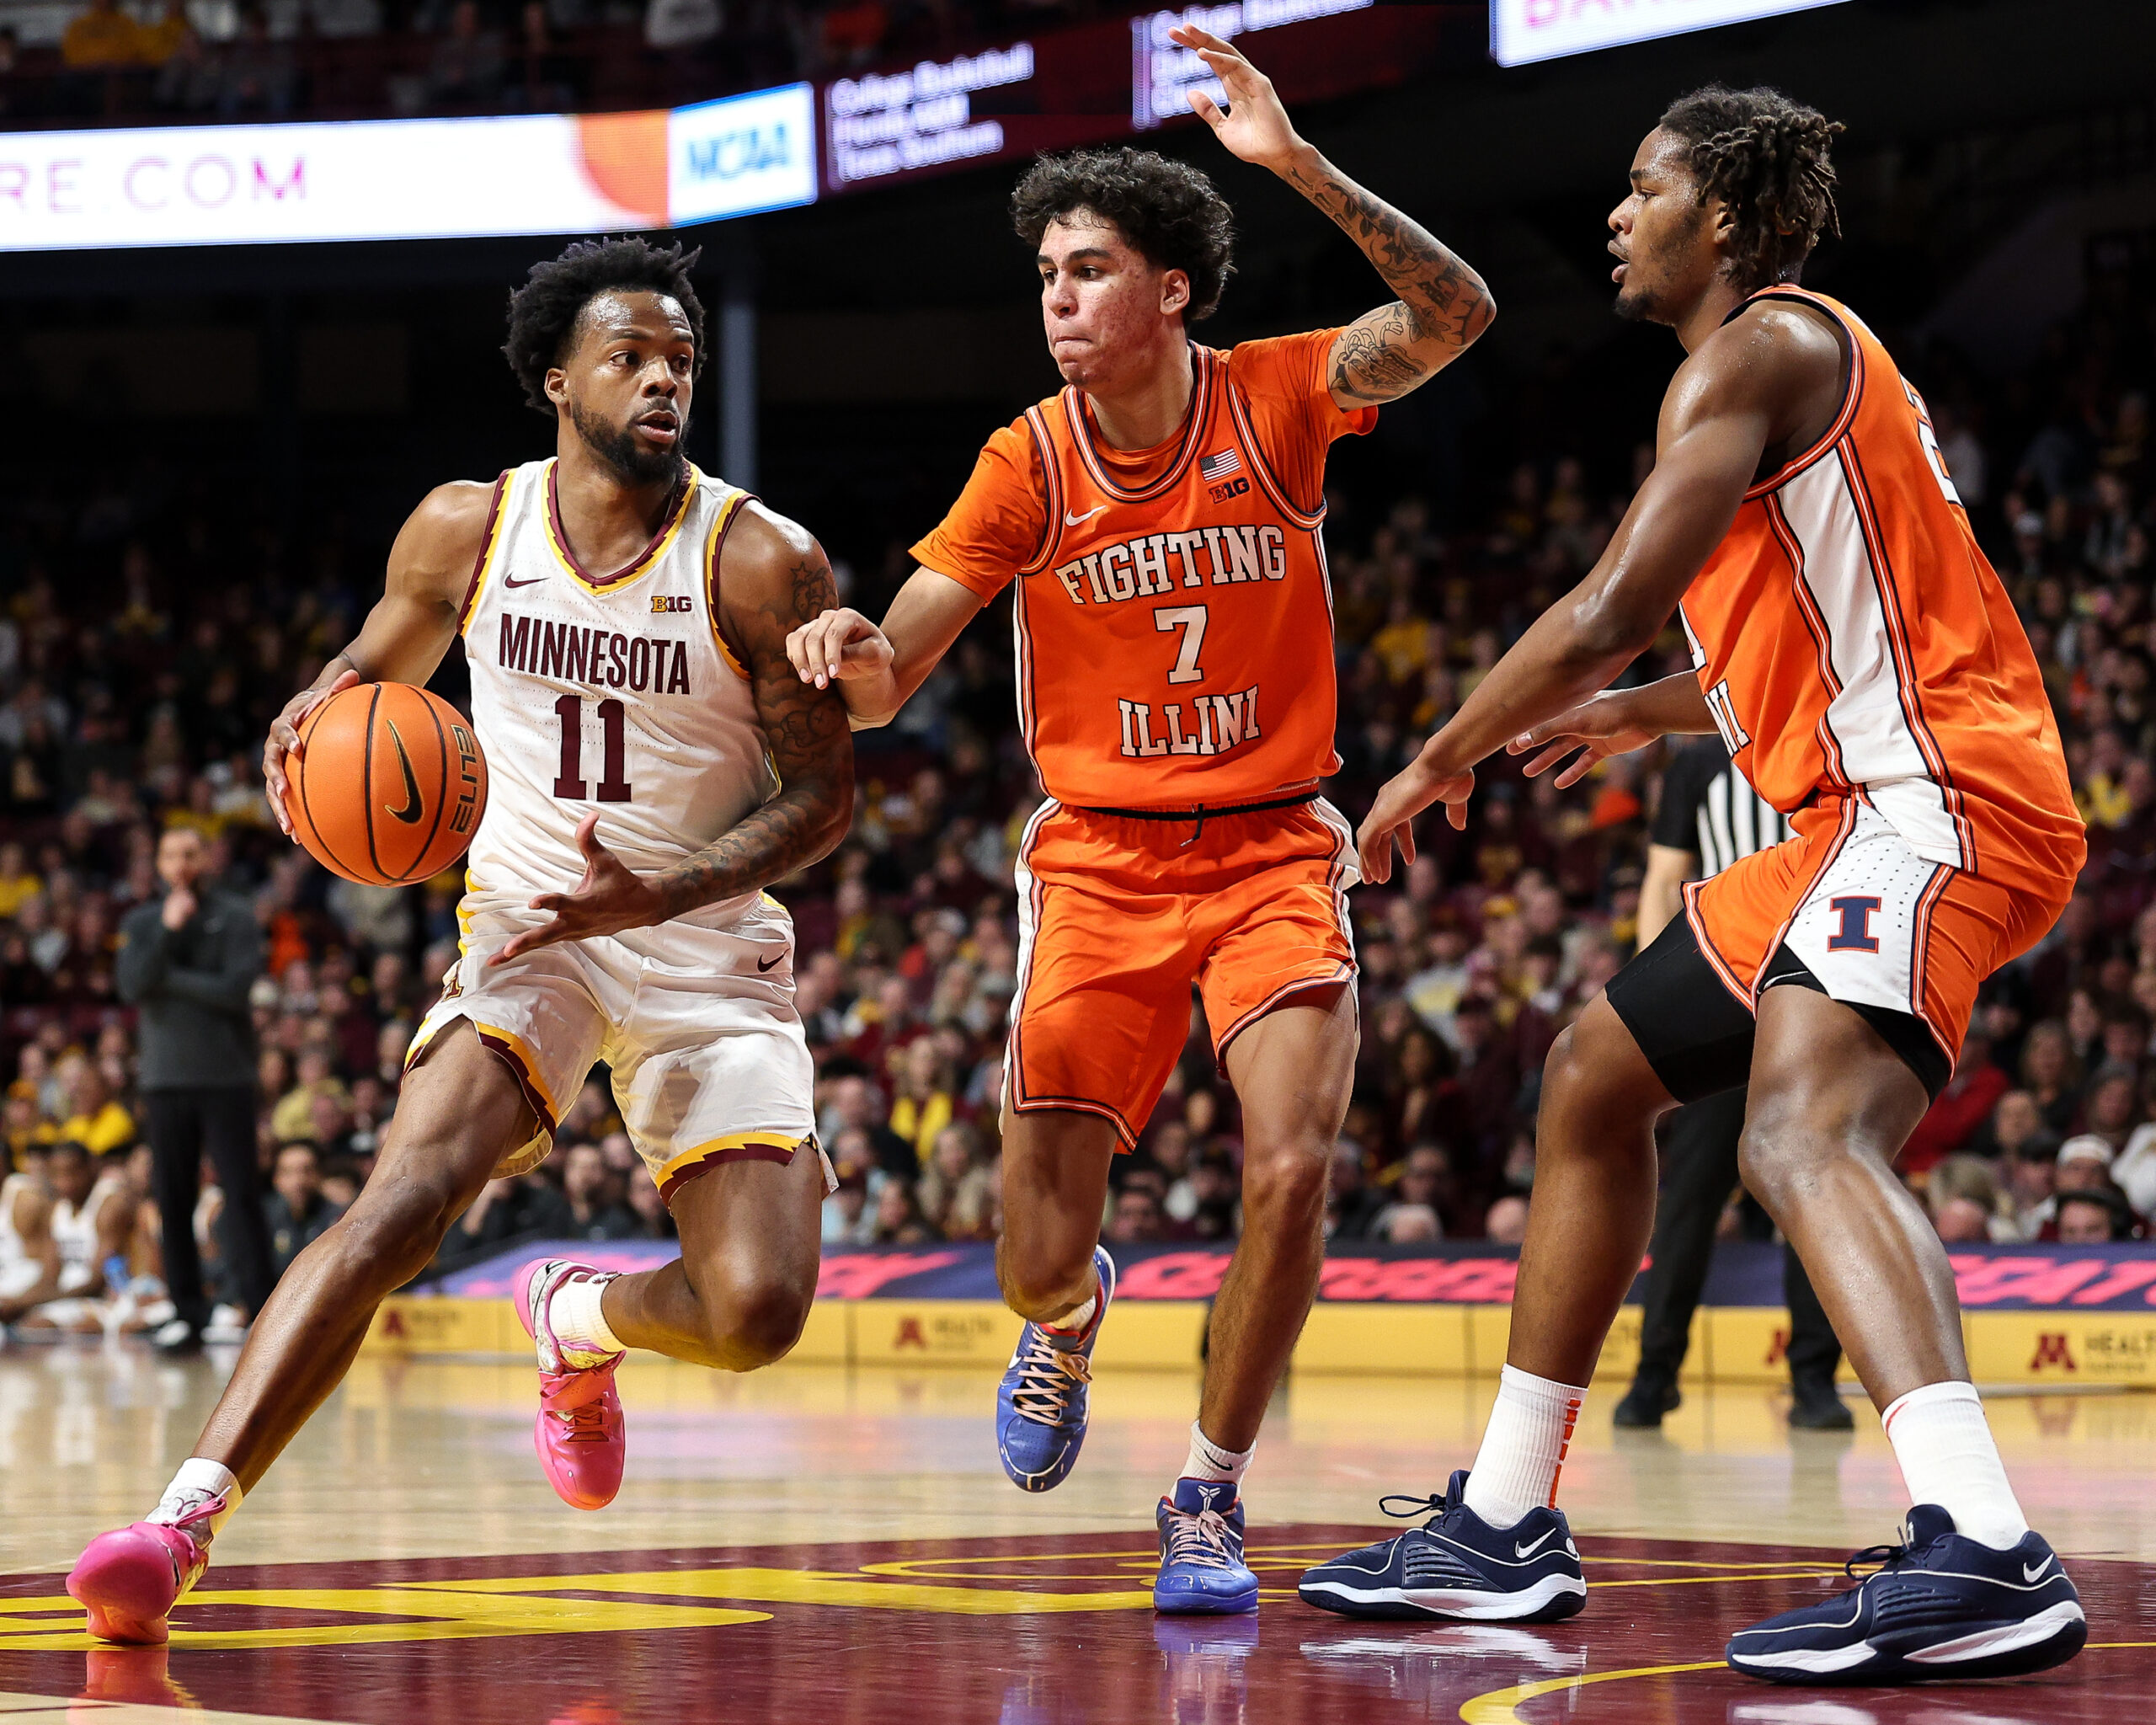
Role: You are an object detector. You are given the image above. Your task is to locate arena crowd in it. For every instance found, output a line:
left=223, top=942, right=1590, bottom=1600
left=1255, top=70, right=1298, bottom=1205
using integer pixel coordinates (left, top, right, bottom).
left=1, top=262, right=2150, bottom=1339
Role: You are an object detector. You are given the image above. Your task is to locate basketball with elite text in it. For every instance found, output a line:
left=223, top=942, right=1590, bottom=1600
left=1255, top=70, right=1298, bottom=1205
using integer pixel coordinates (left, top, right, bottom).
left=285, top=683, right=488, bottom=887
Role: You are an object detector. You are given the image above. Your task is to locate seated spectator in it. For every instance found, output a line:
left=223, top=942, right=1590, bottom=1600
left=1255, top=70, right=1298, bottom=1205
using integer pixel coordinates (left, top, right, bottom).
left=1971, top=1088, right=2059, bottom=1163
left=1929, top=1153, right=2009, bottom=1242
left=217, top=3, right=296, bottom=115
left=1376, top=1203, right=1442, bottom=1244
left=872, top=1177, right=936, bottom=1244
left=1934, top=1196, right=1994, bottom=1243
left=2055, top=1186, right=2138, bottom=1244
left=1371, top=1143, right=1454, bottom=1241
left=916, top=1123, right=994, bottom=1242
left=888, top=1039, right=957, bottom=1167
left=821, top=1168, right=873, bottom=1246
left=56, top=1060, right=134, bottom=1156
left=264, top=1142, right=345, bottom=1279
left=1325, top=1139, right=1382, bottom=1240
left=2018, top=1021, right=2082, bottom=1139
left=1483, top=1194, right=1530, bottom=1246
left=425, top=0, right=504, bottom=110
left=2080, top=1062, right=2141, bottom=1150
left=625, top=1166, right=674, bottom=1240
left=61, top=0, right=142, bottom=68
left=2111, top=1114, right=2156, bottom=1221
left=561, top=1141, right=638, bottom=1242
left=136, top=0, right=192, bottom=63
left=1999, top=1140, right=2058, bottom=1240
left=1107, top=1184, right=1165, bottom=1246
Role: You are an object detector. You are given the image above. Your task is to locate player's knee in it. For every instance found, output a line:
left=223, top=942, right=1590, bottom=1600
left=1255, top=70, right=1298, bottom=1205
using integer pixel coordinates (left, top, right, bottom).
left=996, top=1237, right=1094, bottom=1322
left=686, top=1254, right=811, bottom=1370
left=329, top=1173, right=464, bottom=1290
left=1239, top=1134, right=1331, bottom=1222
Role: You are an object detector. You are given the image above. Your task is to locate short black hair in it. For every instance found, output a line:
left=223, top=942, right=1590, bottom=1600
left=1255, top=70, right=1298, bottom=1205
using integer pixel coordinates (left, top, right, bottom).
left=1658, top=86, right=1843, bottom=294
left=1011, top=147, right=1235, bottom=322
left=502, top=236, right=707, bottom=417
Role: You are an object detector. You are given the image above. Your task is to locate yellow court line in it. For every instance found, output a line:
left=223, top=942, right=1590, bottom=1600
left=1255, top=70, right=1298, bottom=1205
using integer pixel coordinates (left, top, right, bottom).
left=1460, top=1660, right=1723, bottom=1725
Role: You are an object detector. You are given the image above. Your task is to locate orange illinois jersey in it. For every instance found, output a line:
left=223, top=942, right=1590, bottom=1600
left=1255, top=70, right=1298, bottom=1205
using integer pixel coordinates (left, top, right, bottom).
left=913, top=333, right=1373, bottom=810
left=1681, top=287, right=2083, bottom=896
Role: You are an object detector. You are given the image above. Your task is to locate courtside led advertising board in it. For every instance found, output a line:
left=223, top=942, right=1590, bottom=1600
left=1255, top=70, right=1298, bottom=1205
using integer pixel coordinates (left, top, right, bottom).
left=1490, top=0, right=1851, bottom=67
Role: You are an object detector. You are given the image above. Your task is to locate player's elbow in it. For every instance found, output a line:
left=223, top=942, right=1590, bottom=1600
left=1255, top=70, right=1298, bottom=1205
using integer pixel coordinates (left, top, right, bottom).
left=1566, top=591, right=1661, bottom=665
left=803, top=777, right=855, bottom=865
left=1459, top=284, right=1496, bottom=347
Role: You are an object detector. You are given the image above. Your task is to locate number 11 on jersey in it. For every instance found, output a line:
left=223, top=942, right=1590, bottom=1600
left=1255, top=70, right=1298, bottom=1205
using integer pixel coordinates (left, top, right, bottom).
left=552, top=694, right=633, bottom=802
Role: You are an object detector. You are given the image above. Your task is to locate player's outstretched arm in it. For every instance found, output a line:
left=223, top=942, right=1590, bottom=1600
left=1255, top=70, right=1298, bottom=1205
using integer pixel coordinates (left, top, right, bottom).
left=263, top=480, right=495, bottom=835
left=1171, top=25, right=1493, bottom=406
left=1355, top=310, right=1825, bottom=883
left=494, top=506, right=857, bottom=961
left=1507, top=674, right=1717, bottom=788
left=784, top=566, right=984, bottom=730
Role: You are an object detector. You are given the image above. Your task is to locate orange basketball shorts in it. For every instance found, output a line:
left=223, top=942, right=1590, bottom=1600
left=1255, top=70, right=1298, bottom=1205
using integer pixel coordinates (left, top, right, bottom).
left=1006, top=798, right=1359, bottom=1147
left=1685, top=798, right=2067, bottom=1078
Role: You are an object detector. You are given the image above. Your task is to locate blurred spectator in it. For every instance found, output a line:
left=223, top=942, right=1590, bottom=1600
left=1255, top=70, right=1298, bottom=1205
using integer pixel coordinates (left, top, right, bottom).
left=264, top=1142, right=345, bottom=1279
left=872, top=1178, right=935, bottom=1244
left=1483, top=1194, right=1529, bottom=1247
left=217, top=3, right=296, bottom=115
left=425, top=0, right=504, bottom=109
left=61, top=0, right=141, bottom=67
left=1107, top=1184, right=1165, bottom=1246
left=646, top=0, right=721, bottom=51
left=561, top=1141, right=638, bottom=1241
left=2056, top=1187, right=2137, bottom=1244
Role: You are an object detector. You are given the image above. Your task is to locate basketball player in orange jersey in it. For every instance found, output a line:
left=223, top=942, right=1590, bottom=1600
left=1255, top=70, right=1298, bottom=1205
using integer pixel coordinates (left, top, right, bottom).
left=786, top=27, right=1492, bottom=1614
left=67, top=238, right=856, bottom=1645
left=1299, top=89, right=2088, bottom=1685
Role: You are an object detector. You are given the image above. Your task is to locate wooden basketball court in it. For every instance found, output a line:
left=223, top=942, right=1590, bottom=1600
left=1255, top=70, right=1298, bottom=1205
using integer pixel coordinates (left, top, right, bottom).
left=0, top=1346, right=2148, bottom=1722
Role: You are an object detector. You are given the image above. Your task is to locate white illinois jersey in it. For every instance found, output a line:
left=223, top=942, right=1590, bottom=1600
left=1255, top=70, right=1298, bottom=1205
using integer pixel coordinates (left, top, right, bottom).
left=457, top=458, right=774, bottom=915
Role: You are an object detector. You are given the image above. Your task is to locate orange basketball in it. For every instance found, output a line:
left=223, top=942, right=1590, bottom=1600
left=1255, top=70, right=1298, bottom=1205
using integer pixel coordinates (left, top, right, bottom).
left=285, top=683, right=488, bottom=887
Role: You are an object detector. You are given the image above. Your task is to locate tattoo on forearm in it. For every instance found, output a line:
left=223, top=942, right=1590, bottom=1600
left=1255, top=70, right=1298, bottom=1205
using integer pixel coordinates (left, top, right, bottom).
left=654, top=553, right=855, bottom=916
left=1287, top=156, right=1493, bottom=403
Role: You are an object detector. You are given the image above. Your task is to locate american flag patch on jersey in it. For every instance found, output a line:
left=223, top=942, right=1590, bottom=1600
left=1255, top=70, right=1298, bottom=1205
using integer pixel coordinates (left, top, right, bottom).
left=1198, top=449, right=1242, bottom=482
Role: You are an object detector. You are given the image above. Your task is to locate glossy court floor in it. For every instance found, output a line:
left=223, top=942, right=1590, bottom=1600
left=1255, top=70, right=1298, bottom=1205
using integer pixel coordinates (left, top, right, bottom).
left=0, top=1346, right=2149, bottom=1723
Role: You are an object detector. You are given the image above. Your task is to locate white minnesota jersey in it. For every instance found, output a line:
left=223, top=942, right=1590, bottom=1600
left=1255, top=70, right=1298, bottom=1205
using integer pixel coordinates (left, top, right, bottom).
left=458, top=459, right=775, bottom=915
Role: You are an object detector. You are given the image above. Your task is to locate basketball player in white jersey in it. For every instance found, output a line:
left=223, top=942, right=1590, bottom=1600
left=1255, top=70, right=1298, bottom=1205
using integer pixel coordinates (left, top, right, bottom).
left=0, top=1146, right=60, bottom=1322
left=4, top=1140, right=131, bottom=1334
left=69, top=237, right=857, bottom=1646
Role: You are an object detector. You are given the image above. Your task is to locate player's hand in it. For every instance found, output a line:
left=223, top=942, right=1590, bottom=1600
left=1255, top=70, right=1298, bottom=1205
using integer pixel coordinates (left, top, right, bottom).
left=1506, top=691, right=1659, bottom=789
left=492, top=814, right=667, bottom=964
left=1357, top=756, right=1475, bottom=886
left=159, top=885, right=197, bottom=932
left=264, top=667, right=360, bottom=837
left=785, top=607, right=894, bottom=691
left=1171, top=25, right=1304, bottom=172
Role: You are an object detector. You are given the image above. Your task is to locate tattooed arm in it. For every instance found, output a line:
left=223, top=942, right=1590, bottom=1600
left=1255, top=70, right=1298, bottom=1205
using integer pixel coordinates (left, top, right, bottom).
left=1172, top=25, right=1493, bottom=407
left=493, top=505, right=855, bottom=960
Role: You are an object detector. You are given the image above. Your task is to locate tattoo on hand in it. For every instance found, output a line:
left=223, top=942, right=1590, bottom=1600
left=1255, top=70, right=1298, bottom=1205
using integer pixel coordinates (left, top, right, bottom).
left=1287, top=158, right=1493, bottom=403
left=653, top=552, right=854, bottom=918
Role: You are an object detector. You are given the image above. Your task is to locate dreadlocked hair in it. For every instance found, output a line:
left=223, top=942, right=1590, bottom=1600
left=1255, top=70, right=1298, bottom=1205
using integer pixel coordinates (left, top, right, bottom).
left=1658, top=86, right=1844, bottom=293
left=503, top=235, right=707, bottom=416
left=1011, top=147, right=1235, bottom=322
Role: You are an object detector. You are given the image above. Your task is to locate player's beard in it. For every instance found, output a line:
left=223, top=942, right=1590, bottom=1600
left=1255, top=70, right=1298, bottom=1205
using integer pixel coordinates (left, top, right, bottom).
left=569, top=396, right=686, bottom=488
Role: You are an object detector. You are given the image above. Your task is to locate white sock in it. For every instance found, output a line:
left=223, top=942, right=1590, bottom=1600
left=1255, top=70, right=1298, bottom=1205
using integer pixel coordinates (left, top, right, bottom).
left=1043, top=1290, right=1097, bottom=1343
left=148, top=1458, right=242, bottom=1536
left=551, top=1273, right=625, bottom=1367
left=1181, top=1421, right=1253, bottom=1487
left=1461, top=1365, right=1589, bottom=1529
left=1882, top=1381, right=2030, bottom=1550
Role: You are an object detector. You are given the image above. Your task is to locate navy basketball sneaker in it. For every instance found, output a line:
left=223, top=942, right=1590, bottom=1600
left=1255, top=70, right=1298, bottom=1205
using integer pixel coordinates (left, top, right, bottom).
left=995, top=1247, right=1115, bottom=1492
left=1154, top=1477, right=1260, bottom=1615
left=1298, top=1471, right=1586, bottom=1621
left=1726, top=1505, right=2085, bottom=1683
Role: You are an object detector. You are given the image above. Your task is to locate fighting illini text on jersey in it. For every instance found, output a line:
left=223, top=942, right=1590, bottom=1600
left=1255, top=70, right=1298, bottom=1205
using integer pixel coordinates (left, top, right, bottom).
left=1679, top=287, right=2081, bottom=895
left=915, top=334, right=1371, bottom=809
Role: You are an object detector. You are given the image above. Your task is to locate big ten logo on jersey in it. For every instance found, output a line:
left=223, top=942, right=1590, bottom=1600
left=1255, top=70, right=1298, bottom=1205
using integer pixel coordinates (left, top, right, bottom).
left=650, top=593, right=695, bottom=614
left=448, top=721, right=482, bottom=836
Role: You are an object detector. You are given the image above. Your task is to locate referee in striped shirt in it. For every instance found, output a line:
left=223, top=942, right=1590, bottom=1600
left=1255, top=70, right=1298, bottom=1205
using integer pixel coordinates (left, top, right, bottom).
left=1613, top=737, right=1853, bottom=1430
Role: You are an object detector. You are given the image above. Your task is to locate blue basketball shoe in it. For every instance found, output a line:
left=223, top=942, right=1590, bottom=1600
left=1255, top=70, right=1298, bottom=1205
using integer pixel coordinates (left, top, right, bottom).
left=1298, top=1471, right=1586, bottom=1622
left=1154, top=1477, right=1260, bottom=1615
left=995, top=1247, right=1115, bottom=1492
left=1726, top=1505, right=2085, bottom=1684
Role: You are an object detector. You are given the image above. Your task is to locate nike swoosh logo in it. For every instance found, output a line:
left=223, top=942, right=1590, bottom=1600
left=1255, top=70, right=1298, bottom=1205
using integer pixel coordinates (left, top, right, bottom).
left=1064, top=505, right=1108, bottom=527
left=2024, top=1559, right=2053, bottom=1582
left=383, top=720, right=424, bottom=825
left=756, top=953, right=782, bottom=972
left=502, top=573, right=547, bottom=589
left=1513, top=1530, right=1557, bottom=1558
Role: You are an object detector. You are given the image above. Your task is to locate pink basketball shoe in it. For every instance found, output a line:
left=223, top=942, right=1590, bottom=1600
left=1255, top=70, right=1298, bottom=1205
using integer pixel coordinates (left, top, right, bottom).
left=67, top=1493, right=224, bottom=1645
left=513, top=1258, right=627, bottom=1511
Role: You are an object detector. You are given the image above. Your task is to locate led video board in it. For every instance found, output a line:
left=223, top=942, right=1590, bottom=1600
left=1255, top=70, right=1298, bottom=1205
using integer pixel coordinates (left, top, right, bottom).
left=1489, top=0, right=1852, bottom=68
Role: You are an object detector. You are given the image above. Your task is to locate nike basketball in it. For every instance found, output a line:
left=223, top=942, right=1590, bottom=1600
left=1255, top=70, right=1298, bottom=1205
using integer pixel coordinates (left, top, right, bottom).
left=285, top=682, right=489, bottom=886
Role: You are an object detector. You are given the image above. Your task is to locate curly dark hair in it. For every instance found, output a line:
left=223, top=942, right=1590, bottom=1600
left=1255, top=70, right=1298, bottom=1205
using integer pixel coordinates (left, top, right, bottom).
left=1011, top=147, right=1235, bottom=323
left=1658, top=86, right=1844, bottom=293
left=502, top=236, right=707, bottom=417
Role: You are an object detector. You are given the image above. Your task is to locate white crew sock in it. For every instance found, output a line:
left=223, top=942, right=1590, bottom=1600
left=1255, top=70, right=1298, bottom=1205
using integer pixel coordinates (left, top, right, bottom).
left=550, top=1273, right=625, bottom=1368
left=1180, top=1421, right=1253, bottom=1488
left=1882, top=1380, right=2030, bottom=1550
left=1043, top=1290, right=1097, bottom=1343
left=148, top=1457, right=242, bottom=1536
left=1461, top=1365, right=1589, bottom=1530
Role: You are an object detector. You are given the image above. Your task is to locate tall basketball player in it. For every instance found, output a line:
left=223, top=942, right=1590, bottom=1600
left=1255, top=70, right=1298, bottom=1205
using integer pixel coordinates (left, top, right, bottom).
left=67, top=238, right=855, bottom=1645
left=786, top=28, right=1491, bottom=1614
left=1298, top=89, right=2089, bottom=1684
